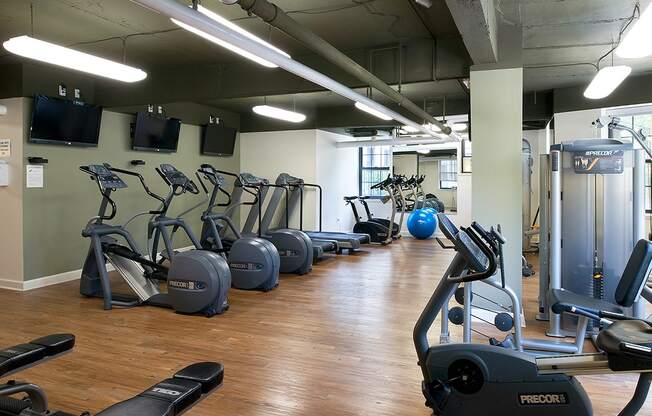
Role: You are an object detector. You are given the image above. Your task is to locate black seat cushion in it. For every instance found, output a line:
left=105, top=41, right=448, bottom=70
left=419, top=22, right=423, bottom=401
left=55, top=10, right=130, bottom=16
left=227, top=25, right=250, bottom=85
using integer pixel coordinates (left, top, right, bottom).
left=615, top=239, right=652, bottom=307
left=596, top=320, right=652, bottom=371
left=548, top=288, right=624, bottom=315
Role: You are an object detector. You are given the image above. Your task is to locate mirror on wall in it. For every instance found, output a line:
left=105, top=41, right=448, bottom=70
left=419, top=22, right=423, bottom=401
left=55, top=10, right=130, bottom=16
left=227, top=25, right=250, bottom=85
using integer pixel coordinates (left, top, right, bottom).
left=392, top=149, right=458, bottom=213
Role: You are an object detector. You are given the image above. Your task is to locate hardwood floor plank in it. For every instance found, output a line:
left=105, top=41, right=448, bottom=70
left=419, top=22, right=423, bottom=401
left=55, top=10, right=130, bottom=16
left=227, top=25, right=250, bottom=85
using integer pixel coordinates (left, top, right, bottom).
left=0, top=239, right=649, bottom=415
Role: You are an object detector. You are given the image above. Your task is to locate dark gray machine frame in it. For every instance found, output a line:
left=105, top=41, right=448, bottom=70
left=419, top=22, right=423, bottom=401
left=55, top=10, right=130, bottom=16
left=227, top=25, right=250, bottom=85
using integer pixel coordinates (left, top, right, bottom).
left=223, top=171, right=314, bottom=274
left=414, top=221, right=652, bottom=415
left=265, top=173, right=370, bottom=252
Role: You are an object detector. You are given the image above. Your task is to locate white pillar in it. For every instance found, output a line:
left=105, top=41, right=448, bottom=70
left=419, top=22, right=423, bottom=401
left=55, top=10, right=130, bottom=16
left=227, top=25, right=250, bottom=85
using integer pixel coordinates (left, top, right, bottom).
left=471, top=67, right=524, bottom=304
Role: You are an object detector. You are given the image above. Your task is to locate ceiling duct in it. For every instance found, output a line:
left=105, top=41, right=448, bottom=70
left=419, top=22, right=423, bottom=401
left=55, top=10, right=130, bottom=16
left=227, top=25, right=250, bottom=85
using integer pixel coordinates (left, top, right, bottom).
left=130, top=0, right=453, bottom=141
left=220, top=0, right=451, bottom=135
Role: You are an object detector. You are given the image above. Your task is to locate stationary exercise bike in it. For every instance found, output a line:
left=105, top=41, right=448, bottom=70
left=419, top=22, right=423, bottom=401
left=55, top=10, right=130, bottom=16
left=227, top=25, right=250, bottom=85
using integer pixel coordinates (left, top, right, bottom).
left=414, top=223, right=652, bottom=415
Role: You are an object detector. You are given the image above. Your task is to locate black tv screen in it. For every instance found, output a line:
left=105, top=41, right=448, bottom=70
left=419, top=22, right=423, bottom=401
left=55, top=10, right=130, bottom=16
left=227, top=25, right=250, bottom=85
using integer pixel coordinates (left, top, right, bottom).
left=201, top=123, right=237, bottom=156
left=29, top=95, right=103, bottom=147
left=132, top=112, right=181, bottom=153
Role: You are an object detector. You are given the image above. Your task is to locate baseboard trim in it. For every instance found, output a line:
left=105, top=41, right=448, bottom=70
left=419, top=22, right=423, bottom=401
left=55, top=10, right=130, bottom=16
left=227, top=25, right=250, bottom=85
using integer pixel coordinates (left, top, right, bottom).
left=0, top=245, right=196, bottom=292
left=0, top=279, right=24, bottom=291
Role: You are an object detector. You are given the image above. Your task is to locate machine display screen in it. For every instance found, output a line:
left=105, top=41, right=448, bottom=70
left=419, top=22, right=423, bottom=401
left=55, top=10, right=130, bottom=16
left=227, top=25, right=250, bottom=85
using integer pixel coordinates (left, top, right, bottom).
left=573, top=150, right=624, bottom=174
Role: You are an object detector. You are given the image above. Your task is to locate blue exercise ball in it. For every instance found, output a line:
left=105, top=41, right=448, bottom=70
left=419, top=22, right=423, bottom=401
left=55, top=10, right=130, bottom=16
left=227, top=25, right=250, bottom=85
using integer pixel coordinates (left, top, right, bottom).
left=407, top=209, right=438, bottom=239
left=422, top=207, right=438, bottom=215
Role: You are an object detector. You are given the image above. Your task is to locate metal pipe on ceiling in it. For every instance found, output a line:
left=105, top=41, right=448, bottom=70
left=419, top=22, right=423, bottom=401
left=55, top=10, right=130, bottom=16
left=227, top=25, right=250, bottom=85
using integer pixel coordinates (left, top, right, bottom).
left=220, top=0, right=452, bottom=136
left=129, top=0, right=455, bottom=141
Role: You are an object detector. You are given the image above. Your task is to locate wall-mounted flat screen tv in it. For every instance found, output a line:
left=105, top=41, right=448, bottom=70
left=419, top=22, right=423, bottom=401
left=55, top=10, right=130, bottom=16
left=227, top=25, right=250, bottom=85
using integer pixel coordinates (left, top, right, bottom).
left=29, top=94, right=103, bottom=147
left=132, top=112, right=181, bottom=153
left=201, top=123, right=237, bottom=156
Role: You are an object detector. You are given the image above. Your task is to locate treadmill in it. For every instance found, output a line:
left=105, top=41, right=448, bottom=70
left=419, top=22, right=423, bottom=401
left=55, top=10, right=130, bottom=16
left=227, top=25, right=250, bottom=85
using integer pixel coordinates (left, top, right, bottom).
left=266, top=173, right=370, bottom=252
left=243, top=174, right=338, bottom=261
left=218, top=170, right=314, bottom=274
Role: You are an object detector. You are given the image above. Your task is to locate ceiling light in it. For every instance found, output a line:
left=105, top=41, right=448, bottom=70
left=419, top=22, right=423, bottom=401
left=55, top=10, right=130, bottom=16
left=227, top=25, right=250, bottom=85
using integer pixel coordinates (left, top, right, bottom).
left=583, top=66, right=631, bottom=99
left=450, top=122, right=468, bottom=132
left=252, top=105, right=306, bottom=123
left=172, top=4, right=290, bottom=68
left=2, top=36, right=147, bottom=83
left=402, top=125, right=420, bottom=133
left=426, top=123, right=441, bottom=133
left=355, top=102, right=393, bottom=121
left=417, top=148, right=431, bottom=154
left=616, top=3, right=652, bottom=59
left=0, top=105, right=6, bottom=116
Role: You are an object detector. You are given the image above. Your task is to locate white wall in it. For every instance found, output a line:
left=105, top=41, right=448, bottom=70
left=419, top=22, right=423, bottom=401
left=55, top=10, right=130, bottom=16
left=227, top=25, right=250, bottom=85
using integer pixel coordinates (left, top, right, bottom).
left=239, top=129, right=360, bottom=233
left=0, top=98, right=25, bottom=288
left=315, top=130, right=359, bottom=232
left=240, top=129, right=319, bottom=230
left=554, top=108, right=603, bottom=144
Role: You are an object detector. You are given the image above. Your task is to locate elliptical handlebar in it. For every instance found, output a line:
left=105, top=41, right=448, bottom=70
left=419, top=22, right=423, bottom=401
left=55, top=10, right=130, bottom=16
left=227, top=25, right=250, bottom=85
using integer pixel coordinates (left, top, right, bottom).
left=105, top=165, right=167, bottom=214
left=79, top=165, right=119, bottom=222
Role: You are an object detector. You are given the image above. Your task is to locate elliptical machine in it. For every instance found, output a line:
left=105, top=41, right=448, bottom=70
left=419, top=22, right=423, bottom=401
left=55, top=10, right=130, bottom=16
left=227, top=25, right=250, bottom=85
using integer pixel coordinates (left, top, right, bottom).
left=196, top=164, right=280, bottom=291
left=414, top=220, right=652, bottom=415
left=79, top=164, right=231, bottom=316
left=345, top=176, right=400, bottom=244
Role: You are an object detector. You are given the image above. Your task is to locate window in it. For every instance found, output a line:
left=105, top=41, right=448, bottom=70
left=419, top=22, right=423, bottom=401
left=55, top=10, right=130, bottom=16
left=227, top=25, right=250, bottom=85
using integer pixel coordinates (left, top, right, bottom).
left=359, top=146, right=391, bottom=196
left=439, top=159, right=458, bottom=189
left=608, top=113, right=652, bottom=212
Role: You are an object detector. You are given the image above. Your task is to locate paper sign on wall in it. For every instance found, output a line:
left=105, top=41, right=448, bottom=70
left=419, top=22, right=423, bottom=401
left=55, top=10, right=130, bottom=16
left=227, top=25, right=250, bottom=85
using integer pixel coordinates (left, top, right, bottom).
left=0, top=139, right=9, bottom=157
left=0, top=161, right=8, bottom=187
left=26, top=165, right=44, bottom=188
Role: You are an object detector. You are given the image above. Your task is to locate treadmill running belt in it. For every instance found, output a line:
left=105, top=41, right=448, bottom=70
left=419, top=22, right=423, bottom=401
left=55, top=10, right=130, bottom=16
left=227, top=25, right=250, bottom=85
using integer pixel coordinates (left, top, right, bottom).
left=305, top=231, right=369, bottom=249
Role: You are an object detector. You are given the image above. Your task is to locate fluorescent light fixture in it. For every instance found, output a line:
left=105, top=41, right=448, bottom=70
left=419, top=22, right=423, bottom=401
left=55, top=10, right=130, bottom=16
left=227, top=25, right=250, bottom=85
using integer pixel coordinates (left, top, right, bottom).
left=252, top=105, right=306, bottom=123
left=450, top=122, right=468, bottom=132
left=426, top=123, right=441, bottom=133
left=417, top=148, right=431, bottom=154
left=583, top=66, right=631, bottom=99
left=402, top=125, right=420, bottom=133
left=0, top=105, right=6, bottom=116
left=2, top=36, right=147, bottom=83
left=355, top=102, right=393, bottom=121
left=172, top=4, right=290, bottom=68
left=616, top=3, right=652, bottom=59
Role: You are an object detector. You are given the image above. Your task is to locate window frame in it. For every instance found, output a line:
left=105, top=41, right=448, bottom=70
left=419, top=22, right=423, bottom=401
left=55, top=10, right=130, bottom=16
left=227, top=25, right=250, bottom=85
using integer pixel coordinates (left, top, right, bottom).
left=607, top=112, right=652, bottom=213
left=439, top=158, right=458, bottom=190
left=358, top=146, right=391, bottom=197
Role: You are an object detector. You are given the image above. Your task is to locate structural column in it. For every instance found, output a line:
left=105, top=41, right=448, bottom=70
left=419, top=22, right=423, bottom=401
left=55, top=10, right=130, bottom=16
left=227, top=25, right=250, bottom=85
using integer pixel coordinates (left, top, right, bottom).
left=470, top=67, right=524, bottom=304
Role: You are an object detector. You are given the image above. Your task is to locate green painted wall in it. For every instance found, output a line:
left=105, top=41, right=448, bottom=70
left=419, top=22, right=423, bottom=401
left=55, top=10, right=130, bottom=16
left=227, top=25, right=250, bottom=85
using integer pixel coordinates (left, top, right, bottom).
left=21, top=104, right=240, bottom=281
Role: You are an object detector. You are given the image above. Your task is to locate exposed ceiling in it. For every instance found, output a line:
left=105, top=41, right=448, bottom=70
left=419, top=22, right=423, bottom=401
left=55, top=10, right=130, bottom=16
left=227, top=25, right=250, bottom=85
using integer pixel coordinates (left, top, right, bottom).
left=1, top=0, right=652, bottom=124
left=517, top=0, right=652, bottom=90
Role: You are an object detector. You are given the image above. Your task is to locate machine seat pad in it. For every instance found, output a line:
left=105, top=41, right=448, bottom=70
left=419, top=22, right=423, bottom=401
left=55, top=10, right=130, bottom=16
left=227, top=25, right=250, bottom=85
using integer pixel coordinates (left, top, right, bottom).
left=0, top=334, right=75, bottom=377
left=174, top=362, right=224, bottom=394
left=548, top=289, right=624, bottom=315
left=97, top=362, right=223, bottom=416
left=596, top=320, right=652, bottom=371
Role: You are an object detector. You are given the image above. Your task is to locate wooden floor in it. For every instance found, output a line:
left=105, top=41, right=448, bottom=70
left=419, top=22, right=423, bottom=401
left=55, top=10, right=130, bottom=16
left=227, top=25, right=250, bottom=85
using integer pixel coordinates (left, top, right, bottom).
left=0, top=239, right=650, bottom=415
